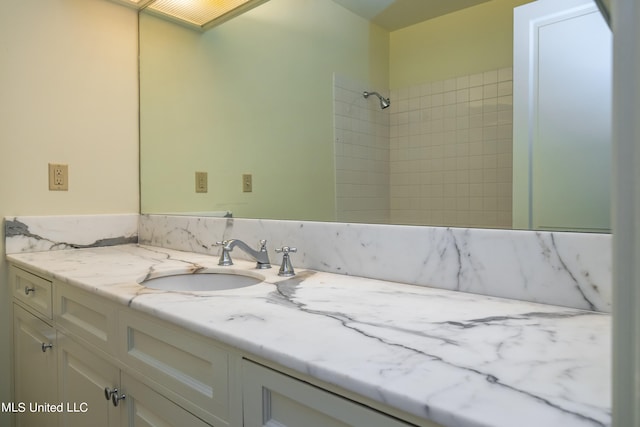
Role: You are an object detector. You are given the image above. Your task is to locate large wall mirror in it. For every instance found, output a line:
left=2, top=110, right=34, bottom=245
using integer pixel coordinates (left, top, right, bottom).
left=140, top=0, right=612, bottom=232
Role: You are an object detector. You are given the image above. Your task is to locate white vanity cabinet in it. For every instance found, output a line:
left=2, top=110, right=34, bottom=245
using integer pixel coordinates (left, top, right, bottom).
left=11, top=265, right=58, bottom=427
left=10, top=264, right=433, bottom=427
left=242, top=360, right=417, bottom=427
left=57, top=329, right=215, bottom=427
left=10, top=265, right=223, bottom=427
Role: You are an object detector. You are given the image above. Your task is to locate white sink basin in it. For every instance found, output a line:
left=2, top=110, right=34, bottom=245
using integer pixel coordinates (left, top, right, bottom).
left=142, top=270, right=264, bottom=291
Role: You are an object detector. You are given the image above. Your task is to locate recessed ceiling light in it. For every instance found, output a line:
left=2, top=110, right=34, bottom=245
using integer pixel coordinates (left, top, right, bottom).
left=110, top=0, right=269, bottom=31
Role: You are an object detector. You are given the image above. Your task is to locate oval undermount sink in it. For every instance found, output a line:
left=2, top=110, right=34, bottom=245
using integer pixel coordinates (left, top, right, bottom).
left=142, top=271, right=264, bottom=292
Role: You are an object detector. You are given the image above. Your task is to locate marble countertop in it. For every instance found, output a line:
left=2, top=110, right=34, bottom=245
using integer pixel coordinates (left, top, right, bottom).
left=6, top=244, right=611, bottom=427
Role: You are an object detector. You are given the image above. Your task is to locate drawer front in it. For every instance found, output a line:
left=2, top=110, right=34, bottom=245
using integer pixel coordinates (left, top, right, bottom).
left=55, top=282, right=117, bottom=356
left=118, top=311, right=230, bottom=426
left=122, top=373, right=212, bottom=427
left=11, top=265, right=53, bottom=319
left=243, top=360, right=417, bottom=427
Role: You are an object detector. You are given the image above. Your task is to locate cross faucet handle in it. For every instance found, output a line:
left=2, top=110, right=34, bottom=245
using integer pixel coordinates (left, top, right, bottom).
left=214, top=240, right=233, bottom=266
left=275, top=246, right=297, bottom=277
left=275, top=246, right=297, bottom=254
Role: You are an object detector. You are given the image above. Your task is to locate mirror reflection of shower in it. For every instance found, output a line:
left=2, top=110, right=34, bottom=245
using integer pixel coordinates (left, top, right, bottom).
left=363, top=91, right=390, bottom=109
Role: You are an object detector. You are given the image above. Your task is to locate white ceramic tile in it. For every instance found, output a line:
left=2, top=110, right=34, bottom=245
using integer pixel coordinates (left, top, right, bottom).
left=334, top=74, right=390, bottom=224
left=431, top=80, right=444, bottom=94
left=498, top=66, right=513, bottom=82
left=420, top=82, right=432, bottom=96
left=470, top=86, right=484, bottom=101
left=409, top=84, right=421, bottom=98
left=483, top=83, right=498, bottom=99
left=444, top=78, right=457, bottom=92
left=497, top=81, right=513, bottom=97
left=483, top=70, right=498, bottom=84
left=456, top=75, right=470, bottom=89
left=444, top=90, right=457, bottom=105
left=470, top=73, right=484, bottom=87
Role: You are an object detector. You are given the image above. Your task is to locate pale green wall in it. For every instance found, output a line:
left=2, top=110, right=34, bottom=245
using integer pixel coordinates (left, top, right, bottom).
left=140, top=0, right=389, bottom=221
left=390, top=0, right=533, bottom=88
left=140, top=0, right=533, bottom=221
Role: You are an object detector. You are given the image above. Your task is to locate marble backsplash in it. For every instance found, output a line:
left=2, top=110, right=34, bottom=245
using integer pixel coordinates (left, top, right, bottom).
left=138, top=214, right=611, bottom=313
left=4, top=214, right=138, bottom=254
left=3, top=213, right=611, bottom=312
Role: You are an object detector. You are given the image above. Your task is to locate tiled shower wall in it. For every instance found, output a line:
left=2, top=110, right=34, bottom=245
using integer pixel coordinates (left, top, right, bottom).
left=334, top=68, right=513, bottom=228
left=334, top=74, right=390, bottom=224
left=390, top=68, right=513, bottom=228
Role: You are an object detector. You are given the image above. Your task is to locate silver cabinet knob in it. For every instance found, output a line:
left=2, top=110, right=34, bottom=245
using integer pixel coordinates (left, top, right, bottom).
left=104, top=387, right=117, bottom=401
left=24, top=286, right=35, bottom=295
left=111, top=392, right=126, bottom=407
left=41, top=343, right=53, bottom=353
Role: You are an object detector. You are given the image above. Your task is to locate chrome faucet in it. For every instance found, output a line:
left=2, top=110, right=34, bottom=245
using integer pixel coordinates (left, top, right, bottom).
left=215, top=239, right=271, bottom=269
left=275, top=246, right=297, bottom=277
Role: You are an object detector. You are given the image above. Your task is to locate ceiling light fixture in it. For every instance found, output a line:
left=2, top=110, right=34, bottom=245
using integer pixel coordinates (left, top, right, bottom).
left=110, top=0, right=269, bottom=31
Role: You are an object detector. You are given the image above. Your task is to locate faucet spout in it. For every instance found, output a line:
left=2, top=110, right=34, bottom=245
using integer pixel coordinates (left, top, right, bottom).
left=219, top=239, right=271, bottom=269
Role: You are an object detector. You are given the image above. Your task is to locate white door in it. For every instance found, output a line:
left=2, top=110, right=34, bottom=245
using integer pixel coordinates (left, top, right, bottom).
left=513, top=0, right=612, bottom=231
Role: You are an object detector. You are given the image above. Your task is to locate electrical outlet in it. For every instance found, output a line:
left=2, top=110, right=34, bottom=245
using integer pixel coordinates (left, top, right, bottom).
left=242, top=174, right=252, bottom=192
left=48, top=163, right=68, bottom=191
left=195, top=171, right=208, bottom=193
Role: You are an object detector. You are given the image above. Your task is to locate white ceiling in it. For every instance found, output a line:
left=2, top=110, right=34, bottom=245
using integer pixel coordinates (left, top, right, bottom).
left=331, top=0, right=491, bottom=31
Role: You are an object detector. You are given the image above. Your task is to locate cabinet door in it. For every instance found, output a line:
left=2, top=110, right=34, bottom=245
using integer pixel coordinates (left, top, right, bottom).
left=120, top=373, right=211, bottom=427
left=13, top=304, right=58, bottom=427
left=118, top=311, right=229, bottom=426
left=57, top=332, right=120, bottom=427
left=242, top=360, right=414, bottom=427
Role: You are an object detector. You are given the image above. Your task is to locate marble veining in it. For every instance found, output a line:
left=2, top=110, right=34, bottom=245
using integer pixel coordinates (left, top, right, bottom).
left=139, top=215, right=612, bottom=312
left=4, top=213, right=611, bottom=312
left=6, top=244, right=610, bottom=427
left=4, top=214, right=138, bottom=254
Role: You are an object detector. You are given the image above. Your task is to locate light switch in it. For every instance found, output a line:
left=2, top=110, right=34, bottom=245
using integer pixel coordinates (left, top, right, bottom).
left=195, top=171, right=208, bottom=193
left=242, top=174, right=252, bottom=192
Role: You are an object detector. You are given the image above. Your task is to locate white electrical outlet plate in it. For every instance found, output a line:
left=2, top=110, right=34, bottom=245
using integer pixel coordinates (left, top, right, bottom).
left=48, top=163, right=68, bottom=191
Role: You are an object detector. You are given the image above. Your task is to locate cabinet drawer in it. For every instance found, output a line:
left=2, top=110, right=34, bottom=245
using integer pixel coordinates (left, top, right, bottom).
left=122, top=373, right=212, bottom=427
left=243, top=360, right=416, bottom=427
left=11, top=265, right=53, bottom=319
left=118, top=311, right=230, bottom=426
left=55, top=282, right=118, bottom=356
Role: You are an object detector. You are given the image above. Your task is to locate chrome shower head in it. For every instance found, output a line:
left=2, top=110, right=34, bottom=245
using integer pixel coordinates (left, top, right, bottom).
left=363, top=91, right=390, bottom=109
